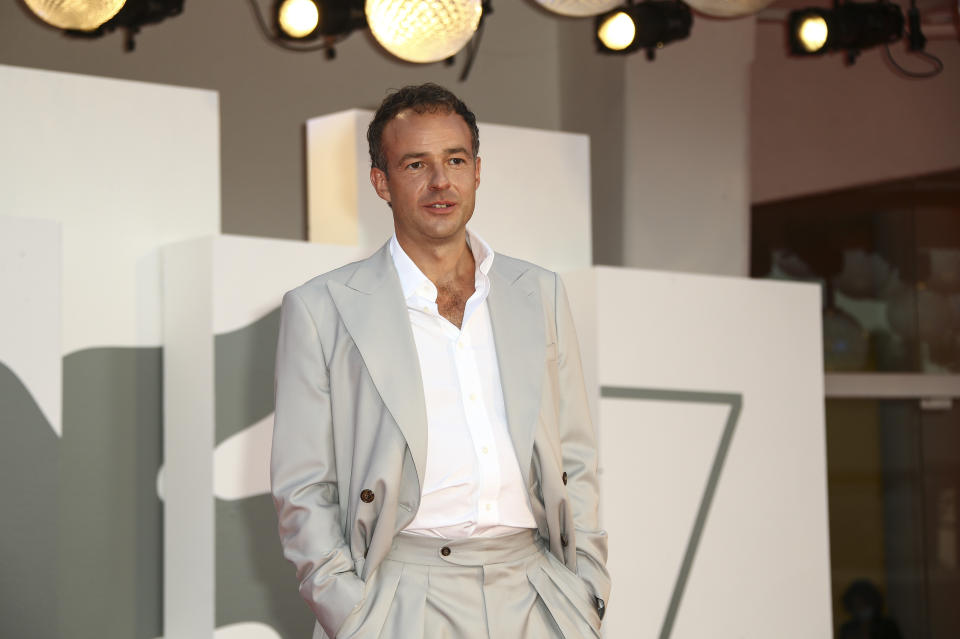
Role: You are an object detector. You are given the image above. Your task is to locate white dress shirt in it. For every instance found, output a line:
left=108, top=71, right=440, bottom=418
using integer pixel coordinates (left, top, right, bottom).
left=389, top=230, right=537, bottom=538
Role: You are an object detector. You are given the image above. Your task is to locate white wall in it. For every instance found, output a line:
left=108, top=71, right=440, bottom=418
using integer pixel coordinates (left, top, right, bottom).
left=0, top=64, right=220, bottom=353
left=565, top=267, right=832, bottom=639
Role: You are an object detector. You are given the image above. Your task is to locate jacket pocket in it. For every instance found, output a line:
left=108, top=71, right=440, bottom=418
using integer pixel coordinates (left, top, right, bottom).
left=527, top=552, right=601, bottom=638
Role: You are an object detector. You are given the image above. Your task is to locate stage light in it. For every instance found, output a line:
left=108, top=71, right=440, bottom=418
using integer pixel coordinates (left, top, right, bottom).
left=597, top=11, right=635, bottom=51
left=788, top=1, right=904, bottom=59
left=365, top=0, right=483, bottom=63
left=277, top=0, right=320, bottom=38
left=595, top=1, right=692, bottom=59
left=23, top=0, right=127, bottom=31
left=25, top=0, right=183, bottom=50
left=797, top=13, right=829, bottom=52
left=272, top=0, right=365, bottom=42
left=534, top=0, right=622, bottom=16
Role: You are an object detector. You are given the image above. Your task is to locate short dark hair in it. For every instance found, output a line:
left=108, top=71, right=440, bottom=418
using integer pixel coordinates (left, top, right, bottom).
left=367, top=83, right=479, bottom=173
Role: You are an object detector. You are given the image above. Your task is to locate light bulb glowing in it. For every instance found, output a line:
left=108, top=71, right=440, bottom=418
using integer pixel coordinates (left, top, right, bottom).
left=365, top=0, right=482, bottom=63
left=278, top=0, right=321, bottom=39
left=597, top=11, right=636, bottom=51
left=798, top=15, right=828, bottom=52
left=24, top=0, right=127, bottom=31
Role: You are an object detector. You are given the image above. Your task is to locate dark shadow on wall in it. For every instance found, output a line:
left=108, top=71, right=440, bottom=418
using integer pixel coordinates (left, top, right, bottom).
left=2, top=308, right=314, bottom=638
left=0, top=348, right=164, bottom=639
left=217, top=496, right=315, bottom=637
left=0, top=360, right=60, bottom=639
left=215, top=306, right=280, bottom=444
left=214, top=306, right=315, bottom=636
left=61, top=347, right=163, bottom=639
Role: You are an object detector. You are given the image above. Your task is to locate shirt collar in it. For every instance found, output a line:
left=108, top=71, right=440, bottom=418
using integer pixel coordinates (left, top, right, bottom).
left=389, top=229, right=495, bottom=301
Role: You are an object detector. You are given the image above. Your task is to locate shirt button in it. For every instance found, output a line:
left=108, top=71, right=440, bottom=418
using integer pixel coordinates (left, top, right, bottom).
left=485, top=504, right=492, bottom=511
left=457, top=341, right=464, bottom=350
left=360, top=489, right=374, bottom=503
left=422, top=306, right=430, bottom=312
left=469, top=393, right=477, bottom=401
left=440, top=546, right=451, bottom=557
left=481, top=446, right=489, bottom=455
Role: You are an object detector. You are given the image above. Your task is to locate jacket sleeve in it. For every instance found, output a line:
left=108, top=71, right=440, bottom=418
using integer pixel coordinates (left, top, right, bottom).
left=554, top=273, right=612, bottom=610
left=271, top=289, right=364, bottom=638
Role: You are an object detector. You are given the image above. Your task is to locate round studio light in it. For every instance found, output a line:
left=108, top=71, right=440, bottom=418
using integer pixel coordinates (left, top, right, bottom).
left=535, top=0, right=622, bottom=17
left=597, top=11, right=636, bottom=51
left=682, top=0, right=774, bottom=18
left=365, top=0, right=483, bottom=63
left=797, top=14, right=829, bottom=52
left=277, top=0, right=321, bottom=39
left=24, top=0, right=127, bottom=31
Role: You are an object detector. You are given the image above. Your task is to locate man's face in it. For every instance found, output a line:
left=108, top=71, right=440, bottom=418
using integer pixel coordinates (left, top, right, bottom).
left=370, top=109, right=481, bottom=249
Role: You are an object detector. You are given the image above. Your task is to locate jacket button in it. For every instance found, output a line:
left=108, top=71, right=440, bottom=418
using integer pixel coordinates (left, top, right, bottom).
left=360, top=489, right=374, bottom=503
left=561, top=472, right=568, bottom=485
left=440, top=546, right=451, bottom=557
left=560, top=534, right=568, bottom=547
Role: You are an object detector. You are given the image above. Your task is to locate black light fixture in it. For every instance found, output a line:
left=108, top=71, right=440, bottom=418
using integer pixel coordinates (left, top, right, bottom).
left=273, top=0, right=365, bottom=42
left=788, top=0, right=904, bottom=62
left=249, top=0, right=489, bottom=77
left=23, top=0, right=184, bottom=50
left=595, top=0, right=693, bottom=60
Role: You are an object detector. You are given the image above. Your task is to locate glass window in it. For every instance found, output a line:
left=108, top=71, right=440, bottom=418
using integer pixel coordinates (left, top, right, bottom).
left=826, top=398, right=960, bottom=639
left=751, top=169, right=960, bottom=373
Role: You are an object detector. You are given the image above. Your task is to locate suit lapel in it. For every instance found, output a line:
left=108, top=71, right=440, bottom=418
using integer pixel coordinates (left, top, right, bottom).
left=327, top=243, right=428, bottom=491
left=487, top=258, right=545, bottom=488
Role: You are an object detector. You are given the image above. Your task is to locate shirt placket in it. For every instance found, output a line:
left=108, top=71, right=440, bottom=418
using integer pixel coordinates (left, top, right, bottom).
left=451, top=327, right=502, bottom=528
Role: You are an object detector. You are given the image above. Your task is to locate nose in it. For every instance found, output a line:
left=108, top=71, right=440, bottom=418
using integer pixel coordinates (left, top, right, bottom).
left=428, top=164, right=450, bottom=191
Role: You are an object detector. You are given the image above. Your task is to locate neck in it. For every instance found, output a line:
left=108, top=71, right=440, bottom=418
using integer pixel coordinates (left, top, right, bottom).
left=395, top=230, right=475, bottom=288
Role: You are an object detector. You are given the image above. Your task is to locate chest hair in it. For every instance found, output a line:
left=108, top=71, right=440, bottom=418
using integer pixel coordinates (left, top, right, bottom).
left=436, top=280, right=474, bottom=329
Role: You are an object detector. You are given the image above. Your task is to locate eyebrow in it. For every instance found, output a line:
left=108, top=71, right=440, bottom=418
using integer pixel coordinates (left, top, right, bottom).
left=396, top=147, right=472, bottom=166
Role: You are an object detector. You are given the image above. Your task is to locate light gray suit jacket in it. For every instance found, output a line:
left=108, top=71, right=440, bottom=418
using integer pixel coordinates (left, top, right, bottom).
left=271, top=242, right=610, bottom=638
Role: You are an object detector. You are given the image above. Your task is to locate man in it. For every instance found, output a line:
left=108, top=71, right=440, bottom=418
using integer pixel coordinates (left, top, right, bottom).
left=272, top=83, right=609, bottom=639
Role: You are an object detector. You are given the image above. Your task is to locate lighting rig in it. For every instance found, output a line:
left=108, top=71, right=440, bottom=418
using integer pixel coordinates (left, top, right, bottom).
left=23, top=0, right=183, bottom=50
left=250, top=0, right=492, bottom=77
left=595, top=0, right=693, bottom=60
left=252, top=0, right=366, bottom=58
left=22, top=0, right=943, bottom=78
left=23, top=0, right=492, bottom=78
left=787, top=0, right=942, bottom=75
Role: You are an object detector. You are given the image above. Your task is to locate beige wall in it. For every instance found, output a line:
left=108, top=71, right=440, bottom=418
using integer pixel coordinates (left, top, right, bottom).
left=621, top=16, right=756, bottom=277
left=557, top=16, right=627, bottom=266
left=751, top=17, right=960, bottom=204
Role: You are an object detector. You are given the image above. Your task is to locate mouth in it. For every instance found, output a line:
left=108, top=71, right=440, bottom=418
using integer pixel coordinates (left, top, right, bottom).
left=423, top=200, right=456, bottom=211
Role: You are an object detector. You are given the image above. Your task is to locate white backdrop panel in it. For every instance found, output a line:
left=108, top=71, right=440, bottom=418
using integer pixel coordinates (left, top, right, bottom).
left=0, top=216, right=61, bottom=435
left=163, top=236, right=367, bottom=637
left=0, top=64, right=220, bottom=354
left=563, top=267, right=831, bottom=639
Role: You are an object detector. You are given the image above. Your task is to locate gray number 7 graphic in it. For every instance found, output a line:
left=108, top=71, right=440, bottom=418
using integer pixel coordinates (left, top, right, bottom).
left=600, top=387, right=743, bottom=639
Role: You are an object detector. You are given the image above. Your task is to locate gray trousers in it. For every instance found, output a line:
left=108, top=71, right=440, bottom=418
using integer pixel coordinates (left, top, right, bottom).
left=328, top=529, right=602, bottom=639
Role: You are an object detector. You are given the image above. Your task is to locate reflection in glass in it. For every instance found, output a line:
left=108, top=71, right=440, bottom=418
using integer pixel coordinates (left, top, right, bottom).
left=752, top=169, right=960, bottom=373
left=826, top=399, right=960, bottom=638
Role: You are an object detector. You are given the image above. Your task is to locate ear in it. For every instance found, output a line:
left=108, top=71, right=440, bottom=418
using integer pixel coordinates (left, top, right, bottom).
left=474, top=156, right=481, bottom=189
left=370, top=167, right=391, bottom=204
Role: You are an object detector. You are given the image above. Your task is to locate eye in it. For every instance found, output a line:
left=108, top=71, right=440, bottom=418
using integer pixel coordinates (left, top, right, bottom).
left=449, top=157, right=467, bottom=166
left=406, top=161, right=423, bottom=170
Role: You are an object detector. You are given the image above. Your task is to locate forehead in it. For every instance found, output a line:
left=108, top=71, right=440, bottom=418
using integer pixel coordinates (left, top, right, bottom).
left=381, top=109, right=473, bottom=159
